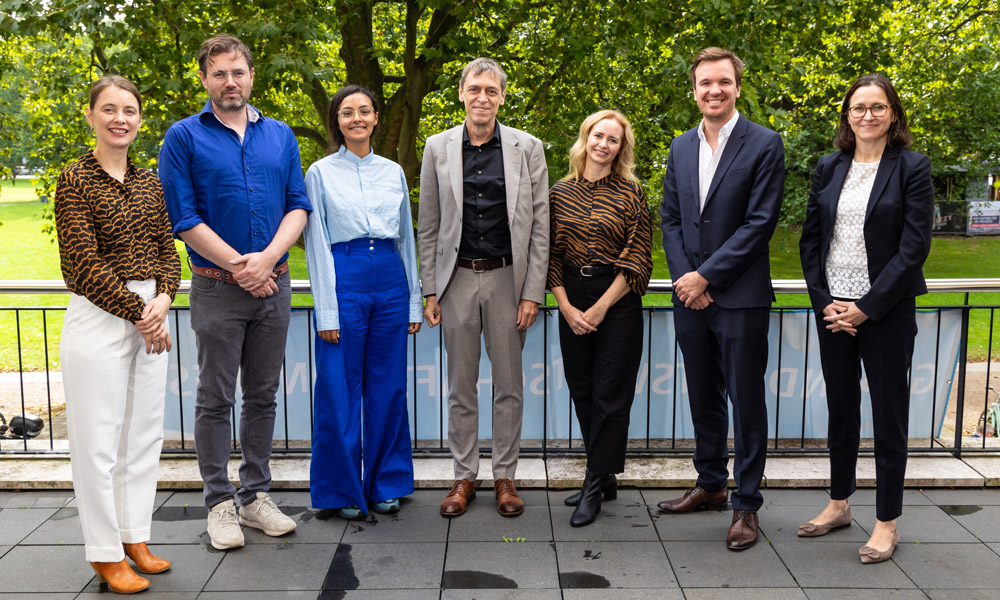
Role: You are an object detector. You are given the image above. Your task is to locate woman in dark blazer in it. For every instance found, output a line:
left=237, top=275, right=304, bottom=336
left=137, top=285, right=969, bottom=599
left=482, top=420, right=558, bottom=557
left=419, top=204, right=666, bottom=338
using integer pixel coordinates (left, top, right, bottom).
left=798, top=74, right=933, bottom=563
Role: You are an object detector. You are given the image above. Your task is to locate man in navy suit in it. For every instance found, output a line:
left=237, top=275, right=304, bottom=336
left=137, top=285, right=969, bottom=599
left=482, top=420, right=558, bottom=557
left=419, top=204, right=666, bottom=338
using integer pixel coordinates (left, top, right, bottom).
left=657, top=47, right=785, bottom=550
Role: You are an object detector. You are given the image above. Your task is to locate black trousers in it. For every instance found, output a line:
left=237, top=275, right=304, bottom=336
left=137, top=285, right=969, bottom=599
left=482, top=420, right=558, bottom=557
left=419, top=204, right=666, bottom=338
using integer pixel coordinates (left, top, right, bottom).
left=558, top=272, right=644, bottom=474
left=816, top=297, right=916, bottom=522
left=673, top=303, right=770, bottom=512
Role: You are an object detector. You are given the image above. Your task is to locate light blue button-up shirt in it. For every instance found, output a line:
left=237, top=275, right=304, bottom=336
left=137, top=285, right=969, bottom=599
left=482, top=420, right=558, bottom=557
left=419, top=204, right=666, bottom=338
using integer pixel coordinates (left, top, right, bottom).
left=303, top=146, right=422, bottom=331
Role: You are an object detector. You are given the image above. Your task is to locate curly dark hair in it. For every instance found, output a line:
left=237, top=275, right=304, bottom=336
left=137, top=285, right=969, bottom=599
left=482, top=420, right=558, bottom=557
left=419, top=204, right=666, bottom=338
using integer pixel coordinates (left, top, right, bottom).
left=834, top=73, right=913, bottom=152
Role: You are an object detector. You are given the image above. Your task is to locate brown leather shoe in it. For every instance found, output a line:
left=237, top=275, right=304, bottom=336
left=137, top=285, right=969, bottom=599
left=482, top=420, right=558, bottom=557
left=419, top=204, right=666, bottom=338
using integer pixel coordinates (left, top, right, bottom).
left=90, top=559, right=150, bottom=594
left=440, top=479, right=476, bottom=517
left=657, top=486, right=729, bottom=514
left=726, top=509, right=759, bottom=551
left=124, top=542, right=171, bottom=574
left=494, top=478, right=524, bottom=517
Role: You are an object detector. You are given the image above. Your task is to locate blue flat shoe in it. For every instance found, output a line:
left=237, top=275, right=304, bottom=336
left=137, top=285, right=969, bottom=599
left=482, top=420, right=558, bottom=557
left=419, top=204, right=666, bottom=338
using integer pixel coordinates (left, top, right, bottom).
left=338, top=505, right=364, bottom=520
left=372, top=498, right=400, bottom=514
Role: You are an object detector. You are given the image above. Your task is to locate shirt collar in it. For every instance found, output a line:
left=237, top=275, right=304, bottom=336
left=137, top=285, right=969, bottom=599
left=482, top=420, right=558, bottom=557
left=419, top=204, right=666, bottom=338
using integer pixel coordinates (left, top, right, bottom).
left=337, top=144, right=374, bottom=165
left=462, top=120, right=502, bottom=145
left=198, top=100, right=262, bottom=124
left=697, top=110, right=740, bottom=143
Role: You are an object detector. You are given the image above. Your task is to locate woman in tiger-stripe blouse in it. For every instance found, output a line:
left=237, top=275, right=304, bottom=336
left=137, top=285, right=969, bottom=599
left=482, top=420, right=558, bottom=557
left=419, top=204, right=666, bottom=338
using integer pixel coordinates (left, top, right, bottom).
left=548, top=109, right=652, bottom=528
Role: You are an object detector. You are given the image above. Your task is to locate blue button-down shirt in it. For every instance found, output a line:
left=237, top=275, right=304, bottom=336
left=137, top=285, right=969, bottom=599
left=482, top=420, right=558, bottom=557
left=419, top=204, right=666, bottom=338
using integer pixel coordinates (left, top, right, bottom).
left=303, top=146, right=422, bottom=331
left=159, top=101, right=311, bottom=269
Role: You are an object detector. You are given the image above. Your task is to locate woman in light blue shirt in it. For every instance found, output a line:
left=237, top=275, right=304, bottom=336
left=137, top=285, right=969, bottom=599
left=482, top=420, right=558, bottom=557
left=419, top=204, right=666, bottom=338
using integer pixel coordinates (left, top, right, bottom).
left=304, top=85, right=422, bottom=518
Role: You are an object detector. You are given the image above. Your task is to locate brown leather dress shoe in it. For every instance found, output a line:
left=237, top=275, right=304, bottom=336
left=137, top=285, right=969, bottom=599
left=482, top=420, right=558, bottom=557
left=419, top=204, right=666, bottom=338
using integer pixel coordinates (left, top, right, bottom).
left=124, top=542, right=171, bottom=574
left=726, top=509, right=759, bottom=551
left=494, top=478, right=524, bottom=517
left=90, top=559, right=150, bottom=594
left=657, top=486, right=729, bottom=514
left=440, top=479, right=476, bottom=517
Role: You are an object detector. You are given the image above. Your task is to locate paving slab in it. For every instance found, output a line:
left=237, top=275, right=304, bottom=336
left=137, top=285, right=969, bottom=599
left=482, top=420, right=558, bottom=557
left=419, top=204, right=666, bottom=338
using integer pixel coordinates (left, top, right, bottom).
left=921, top=487, right=1000, bottom=505
left=925, top=591, right=1000, bottom=600
left=21, top=506, right=82, bottom=545
left=321, top=542, right=445, bottom=590
left=78, top=544, right=220, bottom=595
left=0, top=458, right=73, bottom=489
left=0, top=507, right=57, bottom=544
left=936, top=504, right=1000, bottom=541
left=555, top=541, right=677, bottom=588
left=79, top=593, right=199, bottom=600
left=851, top=505, right=979, bottom=542
left=200, top=593, right=325, bottom=599
left=764, top=457, right=832, bottom=487
left=0, top=544, right=96, bottom=593
left=0, top=547, right=8, bottom=560
left=842, top=488, right=933, bottom=506
left=413, top=457, right=547, bottom=488
left=757, top=504, right=869, bottom=543
left=760, top=488, right=833, bottom=506
left=892, top=542, right=1000, bottom=589
left=242, top=504, right=345, bottom=544
left=563, top=590, right=685, bottom=600
left=0, top=595, right=76, bottom=599
left=685, top=590, right=808, bottom=600
left=341, top=506, right=449, bottom=543
left=441, top=591, right=562, bottom=600
left=442, top=541, right=558, bottom=589
left=650, top=505, right=738, bottom=542
left=962, top=457, right=1000, bottom=486
left=550, top=490, right=658, bottom=541
left=663, top=540, right=797, bottom=588
left=448, top=495, right=553, bottom=542
left=205, top=541, right=337, bottom=592
left=803, top=591, right=929, bottom=600
left=149, top=501, right=212, bottom=545
left=0, top=490, right=72, bottom=508
left=771, top=541, right=914, bottom=588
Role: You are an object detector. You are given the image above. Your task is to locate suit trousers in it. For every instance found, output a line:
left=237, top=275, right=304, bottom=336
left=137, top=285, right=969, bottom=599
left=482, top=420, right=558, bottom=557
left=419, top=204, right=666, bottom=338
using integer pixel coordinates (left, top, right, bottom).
left=310, top=239, right=414, bottom=512
left=189, top=271, right=292, bottom=509
left=674, top=303, right=770, bottom=511
left=817, top=297, right=916, bottom=522
left=62, top=279, right=167, bottom=562
left=558, top=272, right=643, bottom=474
left=439, top=265, right=525, bottom=481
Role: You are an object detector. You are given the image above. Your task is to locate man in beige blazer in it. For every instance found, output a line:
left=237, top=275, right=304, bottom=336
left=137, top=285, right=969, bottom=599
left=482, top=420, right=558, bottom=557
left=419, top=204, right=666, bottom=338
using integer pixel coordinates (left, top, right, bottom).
left=418, top=57, right=549, bottom=518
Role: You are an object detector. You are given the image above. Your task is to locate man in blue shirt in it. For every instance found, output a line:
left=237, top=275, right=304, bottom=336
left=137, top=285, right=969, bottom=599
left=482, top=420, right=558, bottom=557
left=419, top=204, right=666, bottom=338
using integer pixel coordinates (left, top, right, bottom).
left=159, top=34, right=311, bottom=551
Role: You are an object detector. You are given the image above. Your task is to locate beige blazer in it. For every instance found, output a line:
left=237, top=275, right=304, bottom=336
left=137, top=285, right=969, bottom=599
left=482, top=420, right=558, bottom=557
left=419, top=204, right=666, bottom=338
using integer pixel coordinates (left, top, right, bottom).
left=417, top=122, right=549, bottom=304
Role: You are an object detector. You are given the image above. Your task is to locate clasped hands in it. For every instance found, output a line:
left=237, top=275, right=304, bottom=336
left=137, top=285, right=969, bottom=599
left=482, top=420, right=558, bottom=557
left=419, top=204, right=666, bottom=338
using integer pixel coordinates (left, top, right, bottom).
left=230, top=252, right=279, bottom=298
left=822, top=300, right=868, bottom=336
left=134, top=292, right=172, bottom=355
left=673, top=271, right=713, bottom=310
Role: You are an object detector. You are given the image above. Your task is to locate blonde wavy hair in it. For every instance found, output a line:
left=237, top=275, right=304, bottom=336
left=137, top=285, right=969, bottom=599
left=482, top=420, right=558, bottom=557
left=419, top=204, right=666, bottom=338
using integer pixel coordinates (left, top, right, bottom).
left=562, top=109, right=638, bottom=183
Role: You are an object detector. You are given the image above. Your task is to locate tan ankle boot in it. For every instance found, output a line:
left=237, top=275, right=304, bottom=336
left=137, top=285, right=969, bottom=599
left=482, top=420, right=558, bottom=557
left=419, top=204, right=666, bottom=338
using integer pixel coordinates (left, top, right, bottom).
left=124, top=542, right=171, bottom=574
left=90, top=559, right=150, bottom=594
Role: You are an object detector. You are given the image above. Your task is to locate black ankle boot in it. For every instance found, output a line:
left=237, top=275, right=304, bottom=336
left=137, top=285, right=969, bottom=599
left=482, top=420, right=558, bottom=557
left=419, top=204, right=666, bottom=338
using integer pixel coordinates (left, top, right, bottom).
left=564, top=473, right=617, bottom=506
left=570, top=469, right=605, bottom=527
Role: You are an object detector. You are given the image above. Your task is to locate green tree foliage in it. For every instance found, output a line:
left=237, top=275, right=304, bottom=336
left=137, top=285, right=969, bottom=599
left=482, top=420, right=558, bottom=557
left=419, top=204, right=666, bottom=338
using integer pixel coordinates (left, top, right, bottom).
left=1, top=0, right=998, bottom=228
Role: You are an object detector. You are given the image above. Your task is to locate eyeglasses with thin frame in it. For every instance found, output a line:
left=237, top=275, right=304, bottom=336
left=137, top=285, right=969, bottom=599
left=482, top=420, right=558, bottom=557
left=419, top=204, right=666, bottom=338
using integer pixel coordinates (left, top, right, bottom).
left=338, top=107, right=375, bottom=119
left=848, top=103, right=889, bottom=118
left=208, top=69, right=249, bottom=83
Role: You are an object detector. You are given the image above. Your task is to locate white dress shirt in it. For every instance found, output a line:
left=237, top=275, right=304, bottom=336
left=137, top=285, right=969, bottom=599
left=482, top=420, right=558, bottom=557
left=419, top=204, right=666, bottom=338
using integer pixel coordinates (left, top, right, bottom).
left=696, top=110, right=741, bottom=213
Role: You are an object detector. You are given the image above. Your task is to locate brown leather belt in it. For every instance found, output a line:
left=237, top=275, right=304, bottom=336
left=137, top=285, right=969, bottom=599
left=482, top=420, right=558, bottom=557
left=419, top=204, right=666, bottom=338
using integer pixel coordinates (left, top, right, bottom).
left=190, top=261, right=289, bottom=284
left=457, top=254, right=513, bottom=272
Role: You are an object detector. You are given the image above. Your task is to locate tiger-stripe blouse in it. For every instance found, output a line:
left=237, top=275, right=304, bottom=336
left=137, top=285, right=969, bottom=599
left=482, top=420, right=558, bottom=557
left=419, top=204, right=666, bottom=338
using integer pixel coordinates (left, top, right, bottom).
left=547, top=173, right=653, bottom=295
left=55, top=151, right=181, bottom=322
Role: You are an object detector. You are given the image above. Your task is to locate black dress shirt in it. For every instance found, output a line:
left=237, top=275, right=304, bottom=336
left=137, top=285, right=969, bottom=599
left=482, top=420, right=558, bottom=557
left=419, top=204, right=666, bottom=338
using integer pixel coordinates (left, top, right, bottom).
left=460, top=122, right=511, bottom=258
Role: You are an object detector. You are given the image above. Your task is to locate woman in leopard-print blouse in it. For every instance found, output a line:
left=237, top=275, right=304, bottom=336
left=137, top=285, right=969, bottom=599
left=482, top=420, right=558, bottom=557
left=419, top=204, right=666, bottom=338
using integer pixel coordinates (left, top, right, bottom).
left=55, top=75, right=180, bottom=594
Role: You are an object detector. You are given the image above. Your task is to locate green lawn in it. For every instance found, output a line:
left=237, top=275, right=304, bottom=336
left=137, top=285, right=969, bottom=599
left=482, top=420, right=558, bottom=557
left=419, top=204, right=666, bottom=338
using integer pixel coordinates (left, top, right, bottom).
left=3, top=180, right=1000, bottom=369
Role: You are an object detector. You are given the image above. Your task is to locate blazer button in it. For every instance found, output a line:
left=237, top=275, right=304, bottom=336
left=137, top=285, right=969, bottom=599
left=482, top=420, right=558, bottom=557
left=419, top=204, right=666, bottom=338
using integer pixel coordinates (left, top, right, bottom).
left=693, top=221, right=699, bottom=228
left=866, top=243, right=874, bottom=251
left=693, top=252, right=699, bottom=258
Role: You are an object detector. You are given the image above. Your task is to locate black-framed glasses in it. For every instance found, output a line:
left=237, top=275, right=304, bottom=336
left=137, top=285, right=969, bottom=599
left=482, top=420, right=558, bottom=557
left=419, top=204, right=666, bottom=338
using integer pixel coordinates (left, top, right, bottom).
left=848, top=103, right=888, bottom=118
left=209, top=69, right=249, bottom=83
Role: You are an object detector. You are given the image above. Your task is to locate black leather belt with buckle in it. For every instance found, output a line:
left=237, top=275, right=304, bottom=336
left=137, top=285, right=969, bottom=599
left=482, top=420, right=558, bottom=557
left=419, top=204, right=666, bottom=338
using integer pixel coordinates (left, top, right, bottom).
left=566, top=264, right=615, bottom=278
left=457, top=254, right=514, bottom=273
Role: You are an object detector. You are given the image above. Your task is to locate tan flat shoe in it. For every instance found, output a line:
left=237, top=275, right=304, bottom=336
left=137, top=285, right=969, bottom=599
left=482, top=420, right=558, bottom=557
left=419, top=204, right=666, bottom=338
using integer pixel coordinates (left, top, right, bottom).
left=859, top=529, right=900, bottom=564
left=124, top=541, right=171, bottom=574
left=90, top=559, right=150, bottom=594
left=797, top=506, right=853, bottom=537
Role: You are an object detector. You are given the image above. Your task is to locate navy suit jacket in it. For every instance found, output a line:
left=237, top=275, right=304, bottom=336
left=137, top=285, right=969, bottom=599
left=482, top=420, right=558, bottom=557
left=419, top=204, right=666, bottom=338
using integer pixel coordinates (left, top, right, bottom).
left=660, top=115, right=785, bottom=309
left=798, top=145, right=933, bottom=322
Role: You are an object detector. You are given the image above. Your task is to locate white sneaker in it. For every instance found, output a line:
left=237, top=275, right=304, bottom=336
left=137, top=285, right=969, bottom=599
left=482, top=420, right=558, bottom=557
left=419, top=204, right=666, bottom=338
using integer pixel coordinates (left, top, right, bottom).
left=207, top=499, right=245, bottom=550
left=238, top=492, right=297, bottom=537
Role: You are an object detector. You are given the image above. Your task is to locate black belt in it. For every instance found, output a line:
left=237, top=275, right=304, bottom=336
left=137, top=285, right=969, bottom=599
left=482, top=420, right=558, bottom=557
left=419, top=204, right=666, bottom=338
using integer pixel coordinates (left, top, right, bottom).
left=457, top=254, right=513, bottom=272
left=565, top=264, right=615, bottom=278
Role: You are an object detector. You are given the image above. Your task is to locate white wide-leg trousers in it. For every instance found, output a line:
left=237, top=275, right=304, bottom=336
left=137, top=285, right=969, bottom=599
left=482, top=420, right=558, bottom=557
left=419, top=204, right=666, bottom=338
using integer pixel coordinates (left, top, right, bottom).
left=61, top=279, right=167, bottom=562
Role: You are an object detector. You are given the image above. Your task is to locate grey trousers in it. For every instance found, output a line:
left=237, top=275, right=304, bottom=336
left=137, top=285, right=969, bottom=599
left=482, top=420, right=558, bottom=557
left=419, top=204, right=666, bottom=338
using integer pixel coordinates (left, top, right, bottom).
left=439, top=265, right=525, bottom=481
left=189, top=272, right=292, bottom=508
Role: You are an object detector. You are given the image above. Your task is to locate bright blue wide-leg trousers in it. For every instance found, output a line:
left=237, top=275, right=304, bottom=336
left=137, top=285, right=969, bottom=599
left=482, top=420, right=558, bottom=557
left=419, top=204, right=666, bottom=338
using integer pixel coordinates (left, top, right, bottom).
left=310, top=238, right=414, bottom=512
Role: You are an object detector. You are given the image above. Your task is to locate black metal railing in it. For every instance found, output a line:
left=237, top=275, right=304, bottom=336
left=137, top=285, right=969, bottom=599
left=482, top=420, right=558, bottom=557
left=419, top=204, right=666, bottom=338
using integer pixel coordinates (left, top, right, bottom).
left=2, top=279, right=999, bottom=457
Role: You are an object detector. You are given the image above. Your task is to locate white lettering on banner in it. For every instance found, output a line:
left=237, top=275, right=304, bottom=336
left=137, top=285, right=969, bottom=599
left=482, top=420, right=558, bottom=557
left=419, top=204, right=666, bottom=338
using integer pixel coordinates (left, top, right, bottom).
left=769, top=368, right=826, bottom=398
left=286, top=361, right=310, bottom=394
left=650, top=363, right=675, bottom=395
left=909, top=363, right=936, bottom=395
left=528, top=362, right=547, bottom=396
left=414, top=364, right=436, bottom=397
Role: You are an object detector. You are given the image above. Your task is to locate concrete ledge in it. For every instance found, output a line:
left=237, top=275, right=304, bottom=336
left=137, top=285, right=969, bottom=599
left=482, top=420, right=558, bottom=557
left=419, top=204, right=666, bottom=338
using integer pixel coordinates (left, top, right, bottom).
left=0, top=454, right=997, bottom=490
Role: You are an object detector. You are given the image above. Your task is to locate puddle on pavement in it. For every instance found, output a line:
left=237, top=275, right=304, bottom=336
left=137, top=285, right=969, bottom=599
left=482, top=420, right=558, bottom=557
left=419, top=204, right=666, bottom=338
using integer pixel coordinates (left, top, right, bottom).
left=323, top=543, right=360, bottom=591
left=560, top=571, right=611, bottom=588
left=442, top=570, right=518, bottom=589
left=940, top=505, right=983, bottom=516
left=152, top=506, right=208, bottom=521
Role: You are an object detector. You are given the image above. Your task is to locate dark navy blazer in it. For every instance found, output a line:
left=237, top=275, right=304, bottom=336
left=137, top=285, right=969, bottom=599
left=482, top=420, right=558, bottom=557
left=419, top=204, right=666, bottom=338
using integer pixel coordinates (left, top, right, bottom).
left=798, top=145, right=933, bottom=322
left=660, top=115, right=785, bottom=309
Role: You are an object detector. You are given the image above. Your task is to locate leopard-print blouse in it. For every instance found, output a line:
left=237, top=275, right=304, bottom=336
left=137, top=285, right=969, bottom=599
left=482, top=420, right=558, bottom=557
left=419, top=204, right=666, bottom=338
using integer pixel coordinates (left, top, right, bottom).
left=55, top=151, right=181, bottom=322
